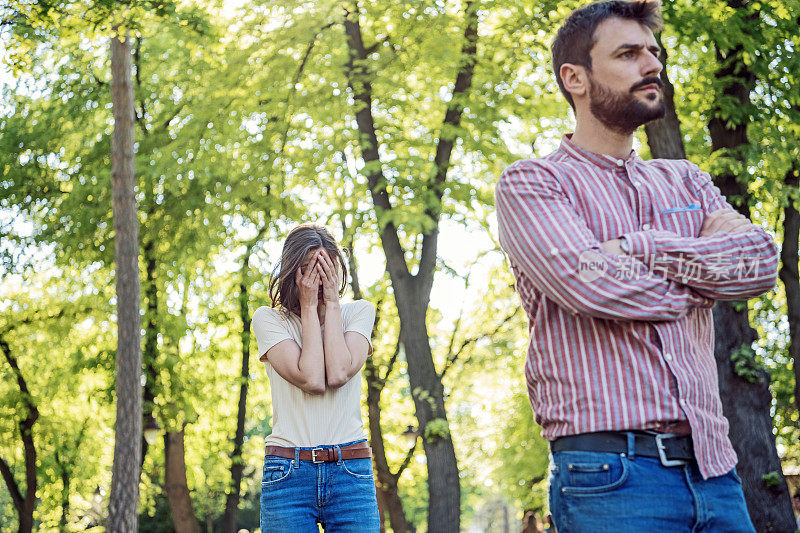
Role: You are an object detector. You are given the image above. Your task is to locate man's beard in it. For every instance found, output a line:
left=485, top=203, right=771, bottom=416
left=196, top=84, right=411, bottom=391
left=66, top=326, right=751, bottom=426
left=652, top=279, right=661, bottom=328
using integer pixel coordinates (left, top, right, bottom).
left=588, top=76, right=666, bottom=135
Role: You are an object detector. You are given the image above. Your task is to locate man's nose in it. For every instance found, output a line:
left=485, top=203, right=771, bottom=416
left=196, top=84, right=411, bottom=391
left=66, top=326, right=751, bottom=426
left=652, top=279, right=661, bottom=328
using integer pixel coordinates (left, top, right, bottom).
left=642, top=49, right=663, bottom=77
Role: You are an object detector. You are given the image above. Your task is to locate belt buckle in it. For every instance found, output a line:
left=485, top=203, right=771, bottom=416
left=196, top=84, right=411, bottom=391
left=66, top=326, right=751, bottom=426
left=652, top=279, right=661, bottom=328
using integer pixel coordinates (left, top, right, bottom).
left=655, top=433, right=686, bottom=467
left=311, top=448, right=324, bottom=463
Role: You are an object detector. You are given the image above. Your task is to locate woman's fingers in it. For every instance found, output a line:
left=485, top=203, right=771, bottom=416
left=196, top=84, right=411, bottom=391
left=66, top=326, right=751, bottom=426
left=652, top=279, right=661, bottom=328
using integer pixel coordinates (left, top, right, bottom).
left=319, top=250, right=338, bottom=284
left=319, top=252, right=335, bottom=280
left=316, top=263, right=328, bottom=284
left=301, top=251, right=321, bottom=281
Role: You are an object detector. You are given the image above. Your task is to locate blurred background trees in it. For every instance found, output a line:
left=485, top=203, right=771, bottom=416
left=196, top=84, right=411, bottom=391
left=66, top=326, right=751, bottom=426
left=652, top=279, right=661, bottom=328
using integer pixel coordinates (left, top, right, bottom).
left=1, top=0, right=798, bottom=531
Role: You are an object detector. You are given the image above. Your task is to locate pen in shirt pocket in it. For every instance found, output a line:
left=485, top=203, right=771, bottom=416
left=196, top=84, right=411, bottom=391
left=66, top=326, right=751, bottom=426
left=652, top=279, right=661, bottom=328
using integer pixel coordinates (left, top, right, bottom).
left=661, top=203, right=702, bottom=215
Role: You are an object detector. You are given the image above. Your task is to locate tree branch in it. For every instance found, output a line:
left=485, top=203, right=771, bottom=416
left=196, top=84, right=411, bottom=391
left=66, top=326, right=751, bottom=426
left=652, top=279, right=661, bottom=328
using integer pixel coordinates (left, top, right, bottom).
left=380, top=339, right=402, bottom=387
left=159, top=103, right=186, bottom=132
left=0, top=455, right=23, bottom=513
left=439, top=307, right=520, bottom=380
left=417, top=0, right=479, bottom=290
left=392, top=438, right=418, bottom=481
left=1, top=335, right=39, bottom=527
left=343, top=6, right=410, bottom=285
left=134, top=37, right=148, bottom=135
left=276, top=21, right=335, bottom=157
left=1, top=337, right=38, bottom=423
left=342, top=217, right=364, bottom=301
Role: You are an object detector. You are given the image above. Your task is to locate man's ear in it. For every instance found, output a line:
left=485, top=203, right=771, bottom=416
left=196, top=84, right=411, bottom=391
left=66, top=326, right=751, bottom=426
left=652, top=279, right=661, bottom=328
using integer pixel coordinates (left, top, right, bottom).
left=560, top=63, right=588, bottom=100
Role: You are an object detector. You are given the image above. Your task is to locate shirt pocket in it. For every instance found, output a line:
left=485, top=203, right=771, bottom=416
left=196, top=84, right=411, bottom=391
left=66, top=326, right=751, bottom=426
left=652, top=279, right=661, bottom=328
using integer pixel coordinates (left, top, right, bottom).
left=657, top=204, right=705, bottom=238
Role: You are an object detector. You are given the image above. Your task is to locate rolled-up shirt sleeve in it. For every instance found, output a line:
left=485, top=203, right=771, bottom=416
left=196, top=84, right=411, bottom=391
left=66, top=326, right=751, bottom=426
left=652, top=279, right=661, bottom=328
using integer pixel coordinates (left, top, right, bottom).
left=495, top=159, right=714, bottom=322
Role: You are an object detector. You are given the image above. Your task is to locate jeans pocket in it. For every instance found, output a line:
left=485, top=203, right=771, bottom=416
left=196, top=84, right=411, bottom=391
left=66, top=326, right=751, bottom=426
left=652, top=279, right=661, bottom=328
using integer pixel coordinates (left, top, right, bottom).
left=728, top=468, right=743, bottom=485
left=341, top=458, right=374, bottom=479
left=559, top=452, right=629, bottom=495
left=262, top=456, right=293, bottom=486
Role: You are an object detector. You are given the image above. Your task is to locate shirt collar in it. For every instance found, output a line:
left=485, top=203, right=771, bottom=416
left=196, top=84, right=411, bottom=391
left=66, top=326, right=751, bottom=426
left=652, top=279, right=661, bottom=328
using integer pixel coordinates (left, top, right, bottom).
left=558, top=134, right=639, bottom=171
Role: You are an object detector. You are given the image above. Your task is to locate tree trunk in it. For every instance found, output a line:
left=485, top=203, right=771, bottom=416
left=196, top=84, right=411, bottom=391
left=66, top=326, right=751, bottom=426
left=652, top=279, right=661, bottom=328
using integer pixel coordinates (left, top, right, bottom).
left=712, top=306, right=795, bottom=532
left=643, top=34, right=686, bottom=160
left=343, top=4, right=478, bottom=529
left=365, top=363, right=416, bottom=533
left=108, top=30, right=143, bottom=533
left=55, top=450, right=70, bottom=533
left=705, top=6, right=795, bottom=529
left=644, top=19, right=794, bottom=529
left=0, top=338, right=39, bottom=533
left=779, top=166, right=800, bottom=416
left=347, top=232, right=415, bottom=533
left=141, top=238, right=159, bottom=468
left=396, top=295, right=461, bottom=532
left=222, top=236, right=262, bottom=533
left=164, top=430, right=201, bottom=533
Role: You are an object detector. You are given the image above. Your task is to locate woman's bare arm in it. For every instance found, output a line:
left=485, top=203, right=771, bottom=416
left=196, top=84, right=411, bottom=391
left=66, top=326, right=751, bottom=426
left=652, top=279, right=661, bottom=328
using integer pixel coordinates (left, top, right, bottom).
left=264, top=253, right=326, bottom=394
left=317, top=250, right=370, bottom=388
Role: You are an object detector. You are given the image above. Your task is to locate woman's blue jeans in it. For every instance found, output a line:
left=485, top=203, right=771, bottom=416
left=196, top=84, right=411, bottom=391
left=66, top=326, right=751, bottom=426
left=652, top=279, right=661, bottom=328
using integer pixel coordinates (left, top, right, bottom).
left=549, top=443, right=755, bottom=532
left=260, top=439, right=380, bottom=532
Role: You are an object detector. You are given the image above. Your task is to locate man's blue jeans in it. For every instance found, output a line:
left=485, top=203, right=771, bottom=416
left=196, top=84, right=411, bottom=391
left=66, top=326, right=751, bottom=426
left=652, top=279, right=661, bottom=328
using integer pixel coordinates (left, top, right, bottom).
left=260, top=439, right=380, bottom=532
left=549, top=445, right=755, bottom=532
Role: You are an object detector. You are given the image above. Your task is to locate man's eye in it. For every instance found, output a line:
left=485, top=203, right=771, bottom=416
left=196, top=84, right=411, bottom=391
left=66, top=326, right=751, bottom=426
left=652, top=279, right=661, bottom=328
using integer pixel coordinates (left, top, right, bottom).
left=620, top=51, right=634, bottom=58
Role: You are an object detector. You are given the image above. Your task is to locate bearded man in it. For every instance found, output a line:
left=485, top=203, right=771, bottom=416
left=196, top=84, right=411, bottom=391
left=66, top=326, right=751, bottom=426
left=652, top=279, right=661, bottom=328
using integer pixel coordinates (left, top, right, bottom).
left=494, top=1, right=779, bottom=531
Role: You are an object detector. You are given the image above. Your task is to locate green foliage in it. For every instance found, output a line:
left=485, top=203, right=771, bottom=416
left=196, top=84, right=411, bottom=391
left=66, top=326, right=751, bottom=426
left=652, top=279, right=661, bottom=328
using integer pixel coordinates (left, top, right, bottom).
left=492, top=391, right=550, bottom=513
left=762, top=470, right=782, bottom=488
left=2, top=0, right=799, bottom=528
left=423, top=418, right=451, bottom=443
left=730, top=343, right=763, bottom=384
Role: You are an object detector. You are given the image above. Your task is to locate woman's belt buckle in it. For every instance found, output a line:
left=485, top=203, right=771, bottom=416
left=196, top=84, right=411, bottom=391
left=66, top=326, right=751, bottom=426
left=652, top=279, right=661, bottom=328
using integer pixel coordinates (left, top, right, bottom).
left=655, top=433, right=686, bottom=467
left=311, top=448, right=325, bottom=463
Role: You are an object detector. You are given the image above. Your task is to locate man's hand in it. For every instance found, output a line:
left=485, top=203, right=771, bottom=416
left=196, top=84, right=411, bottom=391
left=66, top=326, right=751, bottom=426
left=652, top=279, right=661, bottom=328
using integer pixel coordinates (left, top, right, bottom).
left=700, top=208, right=754, bottom=237
left=600, top=238, right=624, bottom=255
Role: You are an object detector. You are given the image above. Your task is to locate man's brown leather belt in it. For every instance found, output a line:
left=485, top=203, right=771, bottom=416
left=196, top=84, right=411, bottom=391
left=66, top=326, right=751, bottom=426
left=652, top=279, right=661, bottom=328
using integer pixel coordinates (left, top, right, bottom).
left=551, top=431, right=694, bottom=467
left=265, top=442, right=372, bottom=463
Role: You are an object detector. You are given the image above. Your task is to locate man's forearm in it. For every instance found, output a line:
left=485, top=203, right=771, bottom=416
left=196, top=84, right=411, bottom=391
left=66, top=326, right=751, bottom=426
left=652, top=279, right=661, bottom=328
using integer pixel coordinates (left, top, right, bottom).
left=617, top=228, right=779, bottom=300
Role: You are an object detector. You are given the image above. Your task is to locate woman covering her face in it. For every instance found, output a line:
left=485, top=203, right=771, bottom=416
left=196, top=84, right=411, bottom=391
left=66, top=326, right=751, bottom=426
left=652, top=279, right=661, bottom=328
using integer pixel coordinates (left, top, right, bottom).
left=251, top=224, right=379, bottom=532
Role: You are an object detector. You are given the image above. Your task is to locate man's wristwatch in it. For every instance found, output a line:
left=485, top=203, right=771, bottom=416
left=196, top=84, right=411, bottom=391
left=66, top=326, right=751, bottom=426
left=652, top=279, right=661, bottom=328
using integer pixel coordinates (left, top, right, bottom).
left=619, top=236, right=630, bottom=254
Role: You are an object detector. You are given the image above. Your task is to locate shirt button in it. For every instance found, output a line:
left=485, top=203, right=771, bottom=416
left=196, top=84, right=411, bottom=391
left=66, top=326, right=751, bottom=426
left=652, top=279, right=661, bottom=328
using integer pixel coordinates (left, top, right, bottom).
left=550, top=247, right=559, bottom=256
left=664, top=353, right=672, bottom=362
left=642, top=223, right=651, bottom=230
left=632, top=180, right=641, bottom=187
left=616, top=159, right=625, bottom=167
left=679, top=399, right=686, bottom=406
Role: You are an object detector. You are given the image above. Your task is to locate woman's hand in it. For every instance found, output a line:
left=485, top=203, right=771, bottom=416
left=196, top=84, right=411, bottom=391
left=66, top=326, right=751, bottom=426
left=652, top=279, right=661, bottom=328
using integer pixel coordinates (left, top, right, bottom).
left=296, top=251, right=321, bottom=310
left=316, top=249, right=340, bottom=305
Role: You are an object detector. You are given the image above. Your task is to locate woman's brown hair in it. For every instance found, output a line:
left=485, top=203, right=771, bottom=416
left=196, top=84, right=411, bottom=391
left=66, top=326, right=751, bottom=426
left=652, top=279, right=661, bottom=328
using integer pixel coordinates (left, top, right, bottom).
left=268, top=224, right=348, bottom=315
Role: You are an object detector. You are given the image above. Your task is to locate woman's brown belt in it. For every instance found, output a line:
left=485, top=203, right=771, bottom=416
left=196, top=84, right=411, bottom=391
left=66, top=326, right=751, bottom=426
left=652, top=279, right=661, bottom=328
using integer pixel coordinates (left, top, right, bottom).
left=265, top=442, right=372, bottom=463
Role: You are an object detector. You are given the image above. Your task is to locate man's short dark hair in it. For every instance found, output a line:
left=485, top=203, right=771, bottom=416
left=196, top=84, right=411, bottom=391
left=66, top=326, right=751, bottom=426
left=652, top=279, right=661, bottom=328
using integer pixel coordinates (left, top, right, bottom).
left=551, top=1, right=664, bottom=109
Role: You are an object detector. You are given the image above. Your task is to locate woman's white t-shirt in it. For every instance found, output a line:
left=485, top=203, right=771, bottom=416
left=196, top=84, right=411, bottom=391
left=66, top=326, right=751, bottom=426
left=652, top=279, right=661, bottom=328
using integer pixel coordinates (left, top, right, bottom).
left=251, top=300, right=375, bottom=447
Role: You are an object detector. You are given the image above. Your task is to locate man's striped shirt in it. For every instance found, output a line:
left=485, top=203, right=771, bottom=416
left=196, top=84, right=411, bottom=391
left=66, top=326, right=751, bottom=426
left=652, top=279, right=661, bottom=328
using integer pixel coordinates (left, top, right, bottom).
left=495, top=135, right=779, bottom=479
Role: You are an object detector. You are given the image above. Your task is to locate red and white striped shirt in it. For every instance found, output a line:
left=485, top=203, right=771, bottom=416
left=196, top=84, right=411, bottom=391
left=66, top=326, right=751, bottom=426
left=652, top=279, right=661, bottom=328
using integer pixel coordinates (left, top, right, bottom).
left=495, top=135, right=779, bottom=479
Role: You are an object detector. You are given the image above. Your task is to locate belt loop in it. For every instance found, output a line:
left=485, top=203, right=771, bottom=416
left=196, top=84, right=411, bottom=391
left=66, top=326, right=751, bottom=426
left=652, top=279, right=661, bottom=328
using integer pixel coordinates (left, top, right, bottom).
left=294, top=448, right=300, bottom=468
left=626, top=432, right=636, bottom=459
left=336, top=445, right=342, bottom=464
